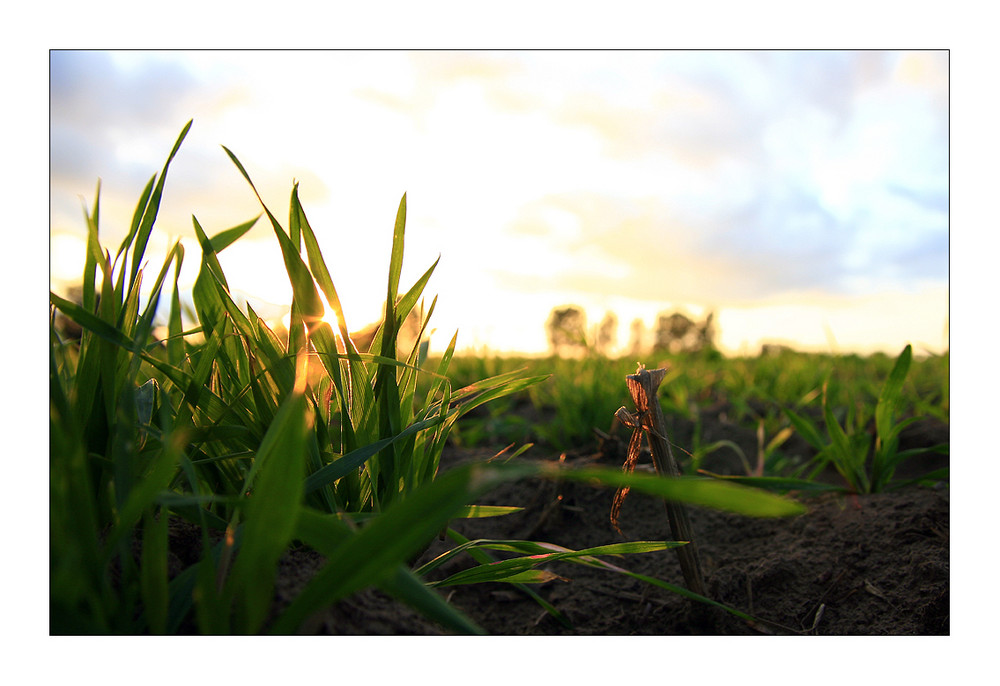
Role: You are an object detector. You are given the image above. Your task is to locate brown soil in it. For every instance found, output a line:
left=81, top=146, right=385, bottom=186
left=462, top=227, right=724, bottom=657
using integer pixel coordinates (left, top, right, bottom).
left=168, top=416, right=949, bottom=635
left=261, top=412, right=947, bottom=635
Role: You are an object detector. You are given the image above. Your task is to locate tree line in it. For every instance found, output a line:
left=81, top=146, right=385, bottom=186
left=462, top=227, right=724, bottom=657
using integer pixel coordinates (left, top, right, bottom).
left=545, top=305, right=717, bottom=358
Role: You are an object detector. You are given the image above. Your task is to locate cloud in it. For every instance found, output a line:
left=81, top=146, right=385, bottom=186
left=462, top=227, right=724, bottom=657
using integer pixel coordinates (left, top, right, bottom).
left=51, top=52, right=197, bottom=129
left=49, top=52, right=330, bottom=247
left=48, top=51, right=949, bottom=356
left=50, top=52, right=212, bottom=237
left=285, top=50, right=947, bottom=307
left=545, top=51, right=951, bottom=301
left=50, top=52, right=205, bottom=180
left=491, top=192, right=732, bottom=304
left=352, top=51, right=527, bottom=128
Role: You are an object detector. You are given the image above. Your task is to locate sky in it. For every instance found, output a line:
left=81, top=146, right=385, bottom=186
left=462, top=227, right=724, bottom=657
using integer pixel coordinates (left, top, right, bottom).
left=49, top=49, right=949, bottom=356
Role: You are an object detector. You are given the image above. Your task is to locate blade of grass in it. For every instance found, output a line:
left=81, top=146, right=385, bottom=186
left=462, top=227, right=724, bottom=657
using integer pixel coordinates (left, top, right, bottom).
left=293, top=185, right=354, bottom=351
left=102, top=425, right=184, bottom=560
left=50, top=343, right=106, bottom=632
left=292, top=508, right=485, bottom=635
left=822, top=381, right=869, bottom=492
left=440, top=527, right=573, bottom=629
left=128, top=120, right=192, bottom=291
left=427, top=540, right=679, bottom=587
left=545, top=465, right=808, bottom=517
left=783, top=407, right=828, bottom=452
left=191, top=216, right=232, bottom=341
left=81, top=180, right=102, bottom=311
left=303, top=414, right=446, bottom=494
left=371, top=194, right=413, bottom=508
left=114, top=175, right=155, bottom=277
left=875, top=344, right=912, bottom=440
left=871, top=344, right=914, bottom=491
left=140, top=507, right=170, bottom=634
left=225, top=353, right=311, bottom=633
left=50, top=293, right=135, bottom=351
left=167, top=242, right=186, bottom=367
left=378, top=566, right=486, bottom=635
left=696, top=471, right=847, bottom=494
left=272, top=461, right=516, bottom=633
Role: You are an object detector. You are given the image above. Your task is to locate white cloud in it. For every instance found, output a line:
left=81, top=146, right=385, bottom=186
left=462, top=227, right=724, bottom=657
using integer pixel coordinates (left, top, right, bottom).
left=49, top=50, right=949, bottom=354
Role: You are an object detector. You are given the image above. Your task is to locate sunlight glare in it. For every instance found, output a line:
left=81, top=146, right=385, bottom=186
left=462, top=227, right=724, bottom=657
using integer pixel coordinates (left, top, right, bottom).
left=50, top=232, right=87, bottom=291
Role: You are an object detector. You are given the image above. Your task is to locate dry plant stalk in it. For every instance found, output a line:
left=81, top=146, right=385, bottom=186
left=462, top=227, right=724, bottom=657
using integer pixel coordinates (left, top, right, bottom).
left=612, top=364, right=707, bottom=597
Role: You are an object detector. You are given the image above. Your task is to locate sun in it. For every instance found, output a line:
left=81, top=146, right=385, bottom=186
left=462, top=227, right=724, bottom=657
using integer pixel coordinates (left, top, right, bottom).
left=277, top=290, right=348, bottom=331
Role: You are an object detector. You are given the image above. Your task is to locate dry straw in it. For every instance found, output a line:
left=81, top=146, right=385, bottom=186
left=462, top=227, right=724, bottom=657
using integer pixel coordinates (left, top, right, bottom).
left=612, top=364, right=706, bottom=597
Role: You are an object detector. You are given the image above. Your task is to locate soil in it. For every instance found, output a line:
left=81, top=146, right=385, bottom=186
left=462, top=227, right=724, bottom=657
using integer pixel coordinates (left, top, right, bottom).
left=168, top=414, right=949, bottom=636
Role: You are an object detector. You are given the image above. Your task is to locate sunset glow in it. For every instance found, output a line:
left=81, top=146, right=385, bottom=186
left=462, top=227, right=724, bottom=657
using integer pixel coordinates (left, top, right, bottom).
left=49, top=50, right=949, bottom=357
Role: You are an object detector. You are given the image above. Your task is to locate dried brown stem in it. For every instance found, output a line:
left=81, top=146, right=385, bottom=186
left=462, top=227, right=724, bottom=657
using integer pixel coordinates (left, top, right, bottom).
left=614, top=365, right=707, bottom=597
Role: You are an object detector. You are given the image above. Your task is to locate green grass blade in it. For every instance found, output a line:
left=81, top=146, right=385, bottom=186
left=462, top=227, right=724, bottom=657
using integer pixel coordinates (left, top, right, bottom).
left=871, top=344, right=914, bottom=490
left=226, top=358, right=311, bottom=633
left=547, top=465, right=808, bottom=517
left=210, top=216, right=259, bottom=252
left=888, top=466, right=949, bottom=490
left=167, top=242, right=186, bottom=367
left=287, top=185, right=302, bottom=251
left=446, top=374, right=550, bottom=420
left=366, top=257, right=440, bottom=360
left=140, top=508, right=170, bottom=634
left=220, top=147, right=326, bottom=347
left=387, top=193, right=406, bottom=308
left=379, top=567, right=486, bottom=635
left=428, top=540, right=679, bottom=587
left=440, top=527, right=573, bottom=629
left=115, top=174, right=155, bottom=271
left=50, top=292, right=136, bottom=351
left=191, top=216, right=231, bottom=340
left=303, top=415, right=446, bottom=494
left=103, top=426, right=183, bottom=558
left=129, top=120, right=192, bottom=291
left=98, top=253, right=126, bottom=442
left=589, top=559, right=760, bottom=625
left=368, top=196, right=409, bottom=507
left=875, top=344, right=912, bottom=440
left=171, top=323, right=225, bottom=426
left=455, top=505, right=523, bottom=518
left=294, top=186, right=354, bottom=352
left=117, top=265, right=143, bottom=338
left=273, top=461, right=509, bottom=633
left=290, top=187, right=364, bottom=451
left=131, top=241, right=180, bottom=355
left=821, top=384, right=869, bottom=492
left=697, top=471, right=847, bottom=493
left=49, top=343, right=105, bottom=632
left=292, top=508, right=484, bottom=635
left=783, top=408, right=828, bottom=452
left=81, top=180, right=102, bottom=311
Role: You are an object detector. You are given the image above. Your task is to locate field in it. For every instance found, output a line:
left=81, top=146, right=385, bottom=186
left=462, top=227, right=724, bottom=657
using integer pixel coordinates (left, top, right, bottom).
left=49, top=123, right=949, bottom=635
left=247, top=351, right=949, bottom=635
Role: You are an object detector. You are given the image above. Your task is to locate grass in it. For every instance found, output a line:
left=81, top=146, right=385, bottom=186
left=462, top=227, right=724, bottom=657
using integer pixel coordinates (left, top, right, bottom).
left=50, top=121, right=810, bottom=635
left=442, top=345, right=948, bottom=493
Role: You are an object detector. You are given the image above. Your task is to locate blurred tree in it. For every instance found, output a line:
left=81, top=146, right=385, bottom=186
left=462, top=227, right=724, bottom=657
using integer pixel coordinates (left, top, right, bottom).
left=699, top=311, right=717, bottom=352
left=653, top=310, right=716, bottom=354
left=760, top=343, right=794, bottom=357
left=546, top=306, right=587, bottom=357
left=628, top=318, right=646, bottom=357
left=594, top=311, right=618, bottom=356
